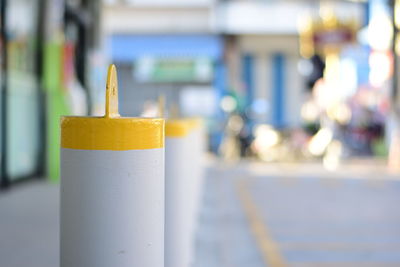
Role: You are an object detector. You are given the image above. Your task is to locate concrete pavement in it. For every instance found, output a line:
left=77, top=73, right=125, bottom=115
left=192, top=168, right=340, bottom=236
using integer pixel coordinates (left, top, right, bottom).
left=0, top=181, right=59, bottom=267
left=1, top=161, right=400, bottom=267
left=194, top=162, right=400, bottom=267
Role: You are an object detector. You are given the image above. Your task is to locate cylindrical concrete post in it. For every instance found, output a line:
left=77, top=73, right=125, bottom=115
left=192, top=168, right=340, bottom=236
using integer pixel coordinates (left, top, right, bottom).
left=165, top=118, right=205, bottom=267
left=60, top=65, right=165, bottom=267
left=165, top=120, right=192, bottom=267
left=185, top=118, right=205, bottom=263
left=189, top=119, right=206, bottom=208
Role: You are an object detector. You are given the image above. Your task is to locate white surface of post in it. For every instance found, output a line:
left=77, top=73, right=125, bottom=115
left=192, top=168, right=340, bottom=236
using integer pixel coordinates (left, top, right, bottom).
left=165, top=119, right=206, bottom=267
left=61, top=149, right=164, bottom=267
left=186, top=121, right=205, bottom=263
left=165, top=133, right=192, bottom=267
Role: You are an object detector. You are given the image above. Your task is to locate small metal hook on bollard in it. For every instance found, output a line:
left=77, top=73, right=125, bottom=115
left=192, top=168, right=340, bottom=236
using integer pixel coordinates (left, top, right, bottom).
left=105, top=64, right=120, bottom=118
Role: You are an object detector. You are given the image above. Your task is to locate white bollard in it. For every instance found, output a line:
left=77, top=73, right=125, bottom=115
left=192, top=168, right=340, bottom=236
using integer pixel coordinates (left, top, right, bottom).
left=185, top=118, right=205, bottom=264
left=165, top=118, right=205, bottom=267
left=60, top=65, right=165, bottom=267
left=165, top=120, right=192, bottom=267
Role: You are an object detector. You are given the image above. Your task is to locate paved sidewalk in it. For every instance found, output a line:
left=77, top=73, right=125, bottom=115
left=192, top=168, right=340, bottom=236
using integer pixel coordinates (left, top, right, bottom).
left=0, top=181, right=59, bottom=267
left=1, top=161, right=400, bottom=267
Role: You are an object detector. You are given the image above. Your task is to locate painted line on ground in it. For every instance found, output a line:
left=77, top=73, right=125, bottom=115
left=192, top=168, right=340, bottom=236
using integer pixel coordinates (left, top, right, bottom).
left=236, top=178, right=288, bottom=267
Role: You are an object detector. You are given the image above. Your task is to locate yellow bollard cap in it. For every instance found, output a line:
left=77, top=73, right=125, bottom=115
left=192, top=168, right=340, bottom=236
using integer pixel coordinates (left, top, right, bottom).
left=165, top=118, right=203, bottom=138
left=165, top=119, right=191, bottom=137
left=185, top=117, right=203, bottom=131
left=61, top=65, right=164, bottom=150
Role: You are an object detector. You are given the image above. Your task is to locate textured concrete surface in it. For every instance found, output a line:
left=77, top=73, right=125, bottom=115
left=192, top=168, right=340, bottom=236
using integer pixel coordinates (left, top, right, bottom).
left=0, top=181, right=59, bottom=267
left=193, top=162, right=400, bottom=267
left=1, top=162, right=400, bottom=267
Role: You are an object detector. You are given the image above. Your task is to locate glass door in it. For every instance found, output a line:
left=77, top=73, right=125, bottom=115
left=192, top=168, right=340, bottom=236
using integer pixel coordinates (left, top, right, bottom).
left=5, top=0, right=41, bottom=180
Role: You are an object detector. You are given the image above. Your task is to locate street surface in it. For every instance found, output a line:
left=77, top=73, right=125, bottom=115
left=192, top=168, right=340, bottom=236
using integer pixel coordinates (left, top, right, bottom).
left=194, top=161, right=400, bottom=267
left=1, top=161, right=400, bottom=267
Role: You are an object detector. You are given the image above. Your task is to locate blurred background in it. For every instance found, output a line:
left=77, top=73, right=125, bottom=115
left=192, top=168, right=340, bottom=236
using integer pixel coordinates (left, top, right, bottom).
left=1, top=0, right=400, bottom=266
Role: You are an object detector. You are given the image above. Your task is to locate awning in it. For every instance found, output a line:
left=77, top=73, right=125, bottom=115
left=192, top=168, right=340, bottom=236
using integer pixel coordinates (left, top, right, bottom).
left=109, top=34, right=223, bottom=62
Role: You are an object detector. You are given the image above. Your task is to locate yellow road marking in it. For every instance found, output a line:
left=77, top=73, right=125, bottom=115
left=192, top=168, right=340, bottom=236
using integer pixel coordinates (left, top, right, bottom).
left=236, top=179, right=288, bottom=267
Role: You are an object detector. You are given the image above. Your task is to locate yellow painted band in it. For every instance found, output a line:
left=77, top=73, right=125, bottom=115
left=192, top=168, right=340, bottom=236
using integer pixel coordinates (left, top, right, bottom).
left=236, top=179, right=287, bottom=267
left=185, top=117, right=203, bottom=131
left=165, top=118, right=203, bottom=137
left=165, top=120, right=190, bottom=137
left=61, top=117, right=164, bottom=150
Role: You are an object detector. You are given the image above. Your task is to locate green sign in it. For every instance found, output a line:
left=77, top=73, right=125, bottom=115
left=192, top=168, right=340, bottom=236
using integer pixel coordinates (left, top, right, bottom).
left=135, top=57, right=213, bottom=83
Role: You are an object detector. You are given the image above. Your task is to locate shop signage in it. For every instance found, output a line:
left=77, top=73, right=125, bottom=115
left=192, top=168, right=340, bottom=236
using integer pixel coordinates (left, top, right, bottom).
left=135, top=57, right=213, bottom=83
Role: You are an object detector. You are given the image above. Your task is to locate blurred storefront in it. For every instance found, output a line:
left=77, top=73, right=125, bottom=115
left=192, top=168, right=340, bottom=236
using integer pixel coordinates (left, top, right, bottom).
left=0, top=0, right=102, bottom=187
left=1, top=0, right=43, bottom=184
left=292, top=0, right=400, bottom=168
left=216, top=1, right=364, bottom=160
left=101, top=0, right=400, bottom=166
left=103, top=0, right=225, bottom=152
left=2, top=0, right=400, bottom=187
left=108, top=34, right=223, bottom=117
left=213, top=0, right=400, bottom=163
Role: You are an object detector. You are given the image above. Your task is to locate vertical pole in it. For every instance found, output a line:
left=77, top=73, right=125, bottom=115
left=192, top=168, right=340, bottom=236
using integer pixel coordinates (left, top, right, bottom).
left=212, top=60, right=226, bottom=153
left=158, top=94, right=165, bottom=117
left=391, top=0, right=398, bottom=108
left=35, top=0, right=46, bottom=179
left=388, top=0, right=400, bottom=171
left=0, top=0, right=8, bottom=188
left=272, top=53, right=285, bottom=129
left=242, top=54, right=254, bottom=109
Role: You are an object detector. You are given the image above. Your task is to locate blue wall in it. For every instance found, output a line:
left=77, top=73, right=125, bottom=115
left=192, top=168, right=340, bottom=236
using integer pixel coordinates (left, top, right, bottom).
left=110, top=34, right=223, bottom=62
